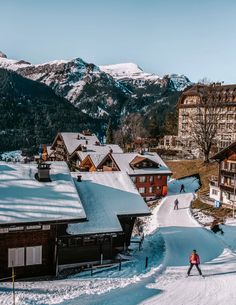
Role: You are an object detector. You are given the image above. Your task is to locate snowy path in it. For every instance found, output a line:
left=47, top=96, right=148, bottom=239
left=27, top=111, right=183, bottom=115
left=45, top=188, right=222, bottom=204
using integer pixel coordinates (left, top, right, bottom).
left=141, top=187, right=236, bottom=305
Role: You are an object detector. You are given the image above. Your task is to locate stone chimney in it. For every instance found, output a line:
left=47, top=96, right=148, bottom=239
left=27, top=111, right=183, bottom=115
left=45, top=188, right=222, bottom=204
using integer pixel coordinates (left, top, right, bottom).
left=37, top=163, right=51, bottom=182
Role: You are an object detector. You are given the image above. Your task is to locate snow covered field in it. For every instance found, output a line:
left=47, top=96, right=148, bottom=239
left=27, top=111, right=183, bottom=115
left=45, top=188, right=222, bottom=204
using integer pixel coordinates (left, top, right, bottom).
left=1, top=177, right=236, bottom=305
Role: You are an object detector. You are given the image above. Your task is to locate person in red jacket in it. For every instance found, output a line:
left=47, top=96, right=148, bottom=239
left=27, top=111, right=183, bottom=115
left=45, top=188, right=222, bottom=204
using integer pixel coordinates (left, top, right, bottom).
left=187, top=250, right=202, bottom=276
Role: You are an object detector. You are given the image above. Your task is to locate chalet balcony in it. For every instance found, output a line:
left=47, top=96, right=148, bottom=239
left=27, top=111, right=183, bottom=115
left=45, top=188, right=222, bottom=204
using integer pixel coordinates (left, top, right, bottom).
left=220, top=170, right=236, bottom=178
left=220, top=183, right=235, bottom=193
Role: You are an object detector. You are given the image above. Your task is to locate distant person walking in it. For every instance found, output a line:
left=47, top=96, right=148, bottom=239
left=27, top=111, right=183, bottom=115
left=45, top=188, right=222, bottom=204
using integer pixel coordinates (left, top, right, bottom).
left=174, top=198, right=179, bottom=210
left=180, top=184, right=185, bottom=193
left=187, top=250, right=202, bottom=276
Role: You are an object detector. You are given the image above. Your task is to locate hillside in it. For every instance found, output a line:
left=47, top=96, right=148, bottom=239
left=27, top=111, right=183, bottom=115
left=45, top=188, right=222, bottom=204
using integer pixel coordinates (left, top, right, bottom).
left=0, top=68, right=101, bottom=152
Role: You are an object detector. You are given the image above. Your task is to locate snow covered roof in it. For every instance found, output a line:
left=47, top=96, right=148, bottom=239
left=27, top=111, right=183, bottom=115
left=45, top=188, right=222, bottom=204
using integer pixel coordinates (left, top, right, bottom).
left=111, top=152, right=172, bottom=175
left=54, top=132, right=100, bottom=155
left=67, top=172, right=150, bottom=235
left=0, top=162, right=86, bottom=225
left=89, top=154, right=107, bottom=167
left=74, top=144, right=123, bottom=162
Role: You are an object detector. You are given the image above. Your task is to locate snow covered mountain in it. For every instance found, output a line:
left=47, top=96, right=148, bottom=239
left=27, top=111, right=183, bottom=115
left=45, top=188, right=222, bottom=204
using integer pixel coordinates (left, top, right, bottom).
left=0, top=52, right=192, bottom=138
left=100, top=63, right=191, bottom=91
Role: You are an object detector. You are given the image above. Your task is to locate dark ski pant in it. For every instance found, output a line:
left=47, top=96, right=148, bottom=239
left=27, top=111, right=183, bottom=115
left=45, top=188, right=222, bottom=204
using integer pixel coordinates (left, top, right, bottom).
left=174, top=204, right=178, bottom=210
left=187, top=263, right=202, bottom=275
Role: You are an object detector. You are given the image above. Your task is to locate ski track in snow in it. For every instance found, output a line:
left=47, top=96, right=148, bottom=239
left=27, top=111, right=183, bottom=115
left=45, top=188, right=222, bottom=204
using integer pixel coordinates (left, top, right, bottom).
left=1, top=177, right=236, bottom=304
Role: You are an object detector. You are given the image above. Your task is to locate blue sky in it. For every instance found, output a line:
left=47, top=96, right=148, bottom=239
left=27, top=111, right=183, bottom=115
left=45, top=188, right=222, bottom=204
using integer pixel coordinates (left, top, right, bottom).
left=0, top=0, right=236, bottom=83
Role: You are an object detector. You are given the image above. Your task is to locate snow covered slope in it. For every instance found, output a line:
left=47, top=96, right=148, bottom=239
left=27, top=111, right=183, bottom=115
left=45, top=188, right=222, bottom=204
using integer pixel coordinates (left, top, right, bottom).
left=0, top=57, right=30, bottom=70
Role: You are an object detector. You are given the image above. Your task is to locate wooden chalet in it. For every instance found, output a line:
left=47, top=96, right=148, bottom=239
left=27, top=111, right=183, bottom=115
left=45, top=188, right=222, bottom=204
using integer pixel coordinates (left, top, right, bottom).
left=0, top=161, right=150, bottom=279
left=112, top=153, right=172, bottom=199
left=50, top=132, right=100, bottom=162
left=210, top=141, right=236, bottom=204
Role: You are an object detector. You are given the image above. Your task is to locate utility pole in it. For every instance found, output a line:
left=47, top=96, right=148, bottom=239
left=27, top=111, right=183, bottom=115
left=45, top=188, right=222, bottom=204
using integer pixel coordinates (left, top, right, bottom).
left=12, top=263, right=15, bottom=305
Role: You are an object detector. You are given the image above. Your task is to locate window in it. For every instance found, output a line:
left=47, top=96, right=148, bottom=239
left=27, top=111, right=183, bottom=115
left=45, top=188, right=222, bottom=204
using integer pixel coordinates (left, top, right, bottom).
left=42, top=225, right=50, bottom=230
left=26, top=246, right=42, bottom=266
left=212, top=189, right=218, bottom=195
left=149, top=186, right=154, bottom=193
left=26, top=225, right=41, bottom=230
left=149, top=176, right=154, bottom=182
left=139, top=176, right=146, bottom=183
left=8, top=248, right=25, bottom=267
left=9, top=226, right=24, bottom=232
left=131, top=176, right=136, bottom=183
left=0, top=228, right=9, bottom=234
left=138, top=187, right=145, bottom=194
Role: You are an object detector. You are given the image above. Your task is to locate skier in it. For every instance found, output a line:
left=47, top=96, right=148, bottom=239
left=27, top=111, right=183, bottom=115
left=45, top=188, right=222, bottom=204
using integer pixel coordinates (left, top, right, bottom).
left=187, top=249, right=202, bottom=276
left=210, top=220, right=224, bottom=235
left=180, top=183, right=185, bottom=193
left=174, top=198, right=179, bottom=210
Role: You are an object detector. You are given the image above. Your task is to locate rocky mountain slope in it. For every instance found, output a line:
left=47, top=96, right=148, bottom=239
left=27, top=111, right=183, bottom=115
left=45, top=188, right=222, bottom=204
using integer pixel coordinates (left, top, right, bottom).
left=0, top=67, right=100, bottom=152
left=0, top=52, right=192, bottom=124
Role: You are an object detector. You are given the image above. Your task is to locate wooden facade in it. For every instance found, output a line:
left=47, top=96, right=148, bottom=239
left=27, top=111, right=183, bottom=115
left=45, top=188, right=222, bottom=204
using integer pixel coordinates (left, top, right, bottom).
left=131, top=174, right=167, bottom=198
left=0, top=216, right=139, bottom=279
left=211, top=142, right=236, bottom=204
left=58, top=217, right=136, bottom=268
left=0, top=224, right=56, bottom=278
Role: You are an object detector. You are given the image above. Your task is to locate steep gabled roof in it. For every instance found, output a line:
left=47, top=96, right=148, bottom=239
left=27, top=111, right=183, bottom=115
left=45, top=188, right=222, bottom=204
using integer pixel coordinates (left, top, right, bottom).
left=211, top=141, right=236, bottom=161
left=51, top=132, right=100, bottom=155
left=111, top=152, right=172, bottom=175
left=96, top=153, right=120, bottom=171
left=70, top=144, right=123, bottom=161
left=130, top=155, right=160, bottom=169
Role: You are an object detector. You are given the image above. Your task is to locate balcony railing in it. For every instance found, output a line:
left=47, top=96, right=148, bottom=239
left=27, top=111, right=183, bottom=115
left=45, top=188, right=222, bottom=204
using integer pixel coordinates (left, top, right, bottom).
left=220, top=183, right=235, bottom=193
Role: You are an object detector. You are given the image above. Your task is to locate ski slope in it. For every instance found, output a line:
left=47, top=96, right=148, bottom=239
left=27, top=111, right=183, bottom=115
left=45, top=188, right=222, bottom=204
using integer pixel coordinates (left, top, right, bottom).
left=1, top=177, right=236, bottom=304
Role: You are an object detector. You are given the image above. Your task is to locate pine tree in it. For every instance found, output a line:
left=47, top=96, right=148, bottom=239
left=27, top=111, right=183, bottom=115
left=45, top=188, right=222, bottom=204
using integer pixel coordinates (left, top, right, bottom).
left=106, top=118, right=114, bottom=144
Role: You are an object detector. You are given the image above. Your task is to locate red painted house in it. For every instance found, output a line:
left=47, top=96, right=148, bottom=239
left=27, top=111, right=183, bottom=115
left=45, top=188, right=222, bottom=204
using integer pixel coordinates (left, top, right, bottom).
left=111, top=152, right=172, bottom=200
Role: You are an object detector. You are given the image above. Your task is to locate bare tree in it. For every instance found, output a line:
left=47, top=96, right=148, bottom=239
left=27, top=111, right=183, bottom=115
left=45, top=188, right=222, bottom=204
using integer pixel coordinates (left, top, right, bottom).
left=189, top=84, right=225, bottom=163
left=114, top=114, right=148, bottom=150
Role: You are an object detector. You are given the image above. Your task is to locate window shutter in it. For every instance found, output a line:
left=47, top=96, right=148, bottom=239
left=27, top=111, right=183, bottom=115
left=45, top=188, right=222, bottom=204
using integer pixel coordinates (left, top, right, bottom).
left=26, top=246, right=42, bottom=265
left=8, top=248, right=24, bottom=267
